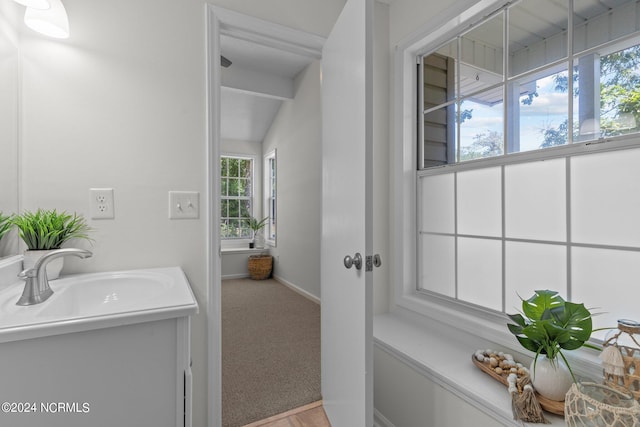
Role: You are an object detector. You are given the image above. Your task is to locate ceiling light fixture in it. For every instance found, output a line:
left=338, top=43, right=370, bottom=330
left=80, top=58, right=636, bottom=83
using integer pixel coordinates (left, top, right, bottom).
left=23, top=0, right=69, bottom=39
left=12, top=0, right=50, bottom=10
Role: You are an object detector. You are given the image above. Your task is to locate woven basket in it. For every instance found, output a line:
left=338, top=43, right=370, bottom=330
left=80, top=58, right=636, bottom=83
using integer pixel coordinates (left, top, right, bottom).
left=248, top=255, right=273, bottom=280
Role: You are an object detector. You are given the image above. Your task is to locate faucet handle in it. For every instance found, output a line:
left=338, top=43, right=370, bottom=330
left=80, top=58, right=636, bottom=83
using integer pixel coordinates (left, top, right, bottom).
left=17, top=269, right=37, bottom=280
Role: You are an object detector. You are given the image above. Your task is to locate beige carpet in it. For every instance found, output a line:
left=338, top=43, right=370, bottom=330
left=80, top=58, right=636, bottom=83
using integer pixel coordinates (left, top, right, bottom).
left=222, top=278, right=321, bottom=427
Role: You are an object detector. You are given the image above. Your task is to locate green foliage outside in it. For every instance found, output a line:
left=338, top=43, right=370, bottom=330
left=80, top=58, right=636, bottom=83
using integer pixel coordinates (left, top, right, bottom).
left=459, top=130, right=503, bottom=161
left=221, top=157, right=253, bottom=239
left=460, top=45, right=640, bottom=159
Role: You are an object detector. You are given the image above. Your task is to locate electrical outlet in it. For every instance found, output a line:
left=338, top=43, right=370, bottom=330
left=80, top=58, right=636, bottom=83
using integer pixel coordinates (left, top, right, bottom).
left=169, top=191, right=199, bottom=219
left=90, top=188, right=114, bottom=219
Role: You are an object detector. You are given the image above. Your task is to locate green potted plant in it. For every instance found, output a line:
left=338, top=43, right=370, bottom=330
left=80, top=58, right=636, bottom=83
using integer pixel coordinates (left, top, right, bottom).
left=12, top=209, right=93, bottom=279
left=0, top=212, right=12, bottom=244
left=246, top=216, right=269, bottom=249
left=507, top=289, right=599, bottom=401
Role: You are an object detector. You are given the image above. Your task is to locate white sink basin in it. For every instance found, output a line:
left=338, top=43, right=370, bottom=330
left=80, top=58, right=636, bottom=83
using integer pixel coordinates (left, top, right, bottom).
left=0, top=267, right=198, bottom=342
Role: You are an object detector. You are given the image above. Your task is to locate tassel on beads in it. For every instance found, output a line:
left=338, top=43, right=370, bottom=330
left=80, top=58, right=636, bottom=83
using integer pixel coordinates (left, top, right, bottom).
left=509, top=372, right=549, bottom=424
left=515, top=384, right=549, bottom=424
left=600, top=345, right=625, bottom=377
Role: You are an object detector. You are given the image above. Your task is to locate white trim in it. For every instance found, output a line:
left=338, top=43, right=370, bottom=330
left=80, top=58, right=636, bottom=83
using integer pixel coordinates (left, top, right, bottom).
left=206, top=7, right=326, bottom=427
left=374, top=312, right=567, bottom=426
left=205, top=5, right=222, bottom=427
left=263, top=149, right=276, bottom=247
left=209, top=6, right=324, bottom=60
left=373, top=409, right=396, bottom=427
left=273, top=275, right=320, bottom=305
left=221, top=273, right=250, bottom=280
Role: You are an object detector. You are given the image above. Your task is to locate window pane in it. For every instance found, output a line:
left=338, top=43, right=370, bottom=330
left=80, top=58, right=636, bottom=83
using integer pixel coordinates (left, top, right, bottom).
left=422, top=105, right=454, bottom=167
left=514, top=67, right=569, bottom=153
left=221, top=178, right=228, bottom=197
left=228, top=158, right=239, bottom=177
left=228, top=200, right=239, bottom=218
left=458, top=94, right=504, bottom=161
left=419, top=173, right=455, bottom=234
left=220, top=157, right=228, bottom=176
left=575, top=46, right=640, bottom=142
left=458, top=237, right=502, bottom=311
left=239, top=199, right=250, bottom=218
left=239, top=159, right=250, bottom=178
left=573, top=0, right=639, bottom=55
left=419, top=234, right=455, bottom=298
left=220, top=199, right=228, bottom=218
left=460, top=13, right=504, bottom=97
left=571, top=147, right=640, bottom=247
left=572, top=247, right=640, bottom=340
left=509, top=0, right=568, bottom=77
left=505, top=241, right=567, bottom=314
left=457, top=167, right=502, bottom=237
left=239, top=178, right=251, bottom=197
left=504, top=158, right=566, bottom=242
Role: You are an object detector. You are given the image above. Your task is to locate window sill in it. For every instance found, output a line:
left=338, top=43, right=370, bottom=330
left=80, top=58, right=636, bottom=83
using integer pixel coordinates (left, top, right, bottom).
left=221, top=248, right=268, bottom=255
left=374, top=311, right=566, bottom=426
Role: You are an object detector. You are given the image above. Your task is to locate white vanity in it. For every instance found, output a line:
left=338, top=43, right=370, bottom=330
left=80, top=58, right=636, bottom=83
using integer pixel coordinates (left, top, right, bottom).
left=0, top=259, right=198, bottom=427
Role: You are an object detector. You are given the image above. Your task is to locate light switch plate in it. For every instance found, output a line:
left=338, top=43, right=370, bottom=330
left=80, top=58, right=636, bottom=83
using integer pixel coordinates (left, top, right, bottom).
left=169, top=191, right=200, bottom=219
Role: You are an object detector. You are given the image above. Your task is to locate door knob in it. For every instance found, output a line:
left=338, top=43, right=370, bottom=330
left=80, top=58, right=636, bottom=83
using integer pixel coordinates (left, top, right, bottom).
left=344, top=253, right=362, bottom=270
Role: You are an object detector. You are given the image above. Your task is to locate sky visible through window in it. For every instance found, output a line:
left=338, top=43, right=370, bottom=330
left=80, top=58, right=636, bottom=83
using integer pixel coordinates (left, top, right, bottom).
left=459, top=74, right=568, bottom=156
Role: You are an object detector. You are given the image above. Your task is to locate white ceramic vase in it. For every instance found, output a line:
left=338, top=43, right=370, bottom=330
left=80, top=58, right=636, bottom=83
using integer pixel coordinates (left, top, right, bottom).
left=22, top=250, right=64, bottom=280
left=530, top=355, right=573, bottom=401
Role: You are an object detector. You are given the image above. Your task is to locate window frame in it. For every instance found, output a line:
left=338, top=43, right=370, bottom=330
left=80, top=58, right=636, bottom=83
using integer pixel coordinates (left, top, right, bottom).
left=394, top=0, right=640, bottom=375
left=417, top=0, right=640, bottom=169
left=220, top=154, right=255, bottom=241
left=263, top=149, right=277, bottom=247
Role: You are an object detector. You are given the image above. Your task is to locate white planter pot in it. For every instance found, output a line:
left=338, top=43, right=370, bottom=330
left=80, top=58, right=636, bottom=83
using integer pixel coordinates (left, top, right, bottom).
left=23, top=250, right=64, bottom=280
left=530, top=355, right=573, bottom=401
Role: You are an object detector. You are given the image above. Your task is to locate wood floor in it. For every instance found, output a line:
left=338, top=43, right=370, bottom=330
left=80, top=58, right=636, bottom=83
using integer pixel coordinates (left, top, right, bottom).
left=242, top=401, right=331, bottom=427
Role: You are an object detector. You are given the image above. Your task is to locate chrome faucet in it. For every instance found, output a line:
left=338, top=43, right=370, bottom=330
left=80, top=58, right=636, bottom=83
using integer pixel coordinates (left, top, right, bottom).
left=16, top=248, right=93, bottom=306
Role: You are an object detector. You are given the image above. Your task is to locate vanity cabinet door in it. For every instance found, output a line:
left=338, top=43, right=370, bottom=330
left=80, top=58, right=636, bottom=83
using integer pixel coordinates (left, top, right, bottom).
left=0, top=318, right=188, bottom=427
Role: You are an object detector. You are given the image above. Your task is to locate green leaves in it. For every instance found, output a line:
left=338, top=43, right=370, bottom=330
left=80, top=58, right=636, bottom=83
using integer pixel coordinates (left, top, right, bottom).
left=507, top=290, right=594, bottom=370
left=0, top=212, right=12, bottom=241
left=12, top=209, right=93, bottom=250
left=246, top=216, right=269, bottom=232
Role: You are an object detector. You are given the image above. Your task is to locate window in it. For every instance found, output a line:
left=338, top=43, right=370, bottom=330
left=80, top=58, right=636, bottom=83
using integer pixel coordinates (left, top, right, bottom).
left=220, top=156, right=253, bottom=239
left=413, top=0, right=640, bottom=338
left=264, top=150, right=277, bottom=245
left=419, top=0, right=640, bottom=168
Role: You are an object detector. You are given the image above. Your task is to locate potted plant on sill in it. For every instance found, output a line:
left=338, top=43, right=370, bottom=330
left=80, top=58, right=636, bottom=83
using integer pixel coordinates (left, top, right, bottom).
left=246, top=216, right=269, bottom=249
left=507, top=289, right=600, bottom=401
left=12, top=209, right=93, bottom=280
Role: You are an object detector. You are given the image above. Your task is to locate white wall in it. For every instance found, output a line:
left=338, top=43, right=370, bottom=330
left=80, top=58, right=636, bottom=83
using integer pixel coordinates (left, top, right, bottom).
left=0, top=2, right=19, bottom=258
left=374, top=347, right=503, bottom=427
left=262, top=61, right=322, bottom=298
left=13, top=1, right=347, bottom=426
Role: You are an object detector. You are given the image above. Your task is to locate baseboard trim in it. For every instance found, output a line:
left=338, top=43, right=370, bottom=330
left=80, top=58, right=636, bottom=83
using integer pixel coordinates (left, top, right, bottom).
left=221, top=273, right=250, bottom=280
left=273, top=275, right=320, bottom=305
left=374, top=409, right=396, bottom=427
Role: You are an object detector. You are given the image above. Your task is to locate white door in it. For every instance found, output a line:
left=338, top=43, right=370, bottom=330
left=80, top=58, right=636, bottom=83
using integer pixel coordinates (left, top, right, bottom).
left=321, top=0, right=373, bottom=425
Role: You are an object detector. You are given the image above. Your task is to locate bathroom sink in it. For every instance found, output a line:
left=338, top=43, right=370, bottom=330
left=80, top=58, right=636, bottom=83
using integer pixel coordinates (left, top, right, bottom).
left=0, top=267, right=198, bottom=342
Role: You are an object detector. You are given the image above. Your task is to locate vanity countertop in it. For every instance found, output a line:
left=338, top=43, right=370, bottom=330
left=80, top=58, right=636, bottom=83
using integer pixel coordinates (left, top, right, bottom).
left=0, top=265, right=198, bottom=343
